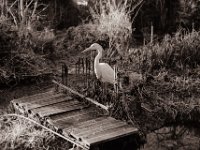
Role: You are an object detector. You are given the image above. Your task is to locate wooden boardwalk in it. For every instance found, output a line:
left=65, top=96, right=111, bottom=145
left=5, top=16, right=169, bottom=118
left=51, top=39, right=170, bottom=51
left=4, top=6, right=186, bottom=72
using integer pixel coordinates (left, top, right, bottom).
left=11, top=83, right=140, bottom=150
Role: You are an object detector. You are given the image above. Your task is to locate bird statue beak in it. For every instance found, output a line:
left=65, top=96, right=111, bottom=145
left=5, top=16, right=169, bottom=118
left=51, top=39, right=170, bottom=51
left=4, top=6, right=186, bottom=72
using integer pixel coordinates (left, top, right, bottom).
left=82, top=47, right=92, bottom=53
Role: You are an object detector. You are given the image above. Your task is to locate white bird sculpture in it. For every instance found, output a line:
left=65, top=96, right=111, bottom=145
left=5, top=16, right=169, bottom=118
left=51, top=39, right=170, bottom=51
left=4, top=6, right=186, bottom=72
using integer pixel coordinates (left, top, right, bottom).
left=82, top=43, right=115, bottom=84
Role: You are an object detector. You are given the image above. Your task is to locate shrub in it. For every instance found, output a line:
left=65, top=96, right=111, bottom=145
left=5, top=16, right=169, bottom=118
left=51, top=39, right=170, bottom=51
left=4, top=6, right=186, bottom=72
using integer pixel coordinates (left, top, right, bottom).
left=53, top=23, right=109, bottom=61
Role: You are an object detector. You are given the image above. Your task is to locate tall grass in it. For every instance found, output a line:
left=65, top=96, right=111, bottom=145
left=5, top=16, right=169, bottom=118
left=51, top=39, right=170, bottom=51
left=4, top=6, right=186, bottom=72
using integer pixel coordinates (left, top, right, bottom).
left=89, top=0, right=143, bottom=57
left=0, top=115, right=70, bottom=150
left=157, top=30, right=200, bottom=70
left=131, top=29, right=200, bottom=73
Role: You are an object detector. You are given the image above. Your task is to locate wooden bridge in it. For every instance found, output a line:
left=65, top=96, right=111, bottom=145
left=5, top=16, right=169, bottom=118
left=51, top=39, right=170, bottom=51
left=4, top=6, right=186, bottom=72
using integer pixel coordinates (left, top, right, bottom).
left=11, top=60, right=142, bottom=150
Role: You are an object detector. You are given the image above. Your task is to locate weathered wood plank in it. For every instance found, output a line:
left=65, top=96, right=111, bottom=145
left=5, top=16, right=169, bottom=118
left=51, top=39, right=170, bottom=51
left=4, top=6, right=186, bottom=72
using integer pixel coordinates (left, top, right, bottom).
left=51, top=107, right=97, bottom=122
left=31, top=100, right=87, bottom=117
left=52, top=109, right=98, bottom=129
left=79, top=122, right=127, bottom=139
left=22, top=93, right=65, bottom=105
left=72, top=120, right=126, bottom=138
left=41, top=103, right=86, bottom=117
left=13, top=89, right=55, bottom=103
left=63, top=116, right=110, bottom=131
left=71, top=117, right=117, bottom=136
left=50, top=107, right=96, bottom=121
left=25, top=95, right=72, bottom=110
left=85, top=125, right=138, bottom=145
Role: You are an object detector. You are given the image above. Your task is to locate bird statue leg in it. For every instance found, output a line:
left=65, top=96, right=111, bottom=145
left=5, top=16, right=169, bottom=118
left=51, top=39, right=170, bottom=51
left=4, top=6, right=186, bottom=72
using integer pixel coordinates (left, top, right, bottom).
left=105, top=82, right=109, bottom=101
left=103, top=82, right=106, bottom=99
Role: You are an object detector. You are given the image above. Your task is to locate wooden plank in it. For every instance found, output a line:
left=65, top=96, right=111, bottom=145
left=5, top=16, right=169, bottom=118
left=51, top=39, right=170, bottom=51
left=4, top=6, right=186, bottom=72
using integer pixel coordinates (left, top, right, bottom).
left=22, top=93, right=65, bottom=105
left=13, top=89, right=55, bottom=103
left=72, top=120, right=126, bottom=138
left=13, top=89, right=54, bottom=103
left=85, top=125, right=138, bottom=146
left=50, top=107, right=96, bottom=121
left=63, top=116, right=110, bottom=131
left=50, top=107, right=97, bottom=122
left=71, top=117, right=117, bottom=136
left=80, top=122, right=126, bottom=138
left=25, top=95, right=72, bottom=110
left=31, top=100, right=87, bottom=117
left=40, top=103, right=86, bottom=117
left=52, top=109, right=98, bottom=129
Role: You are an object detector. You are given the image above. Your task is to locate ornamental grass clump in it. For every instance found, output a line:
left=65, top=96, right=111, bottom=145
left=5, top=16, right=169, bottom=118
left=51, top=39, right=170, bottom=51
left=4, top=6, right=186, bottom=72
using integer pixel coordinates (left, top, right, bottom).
left=89, top=0, right=143, bottom=57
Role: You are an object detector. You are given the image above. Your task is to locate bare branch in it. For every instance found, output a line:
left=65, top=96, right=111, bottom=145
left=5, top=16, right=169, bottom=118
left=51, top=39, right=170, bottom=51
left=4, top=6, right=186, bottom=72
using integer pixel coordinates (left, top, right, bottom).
left=26, top=0, right=34, bottom=9
left=131, top=0, right=144, bottom=22
left=19, top=0, right=24, bottom=18
left=31, top=0, right=38, bottom=17
left=36, top=4, right=49, bottom=16
left=8, top=9, right=18, bottom=27
left=9, top=0, right=18, bottom=9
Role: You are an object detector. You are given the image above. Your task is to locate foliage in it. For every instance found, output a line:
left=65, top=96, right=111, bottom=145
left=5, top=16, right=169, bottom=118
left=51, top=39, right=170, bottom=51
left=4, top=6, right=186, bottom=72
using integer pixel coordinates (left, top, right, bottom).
left=133, top=0, right=200, bottom=37
left=89, top=0, right=143, bottom=57
left=53, top=23, right=109, bottom=62
left=0, top=0, right=49, bottom=36
left=0, top=0, right=56, bottom=85
left=178, top=0, right=200, bottom=29
left=107, top=29, right=200, bottom=135
left=129, top=30, right=200, bottom=74
left=0, top=115, right=70, bottom=150
left=0, top=26, right=54, bottom=86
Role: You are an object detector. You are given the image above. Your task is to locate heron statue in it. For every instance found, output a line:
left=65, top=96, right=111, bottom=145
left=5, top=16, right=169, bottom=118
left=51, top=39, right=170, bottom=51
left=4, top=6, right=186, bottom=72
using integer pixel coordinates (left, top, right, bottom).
left=82, top=43, right=115, bottom=84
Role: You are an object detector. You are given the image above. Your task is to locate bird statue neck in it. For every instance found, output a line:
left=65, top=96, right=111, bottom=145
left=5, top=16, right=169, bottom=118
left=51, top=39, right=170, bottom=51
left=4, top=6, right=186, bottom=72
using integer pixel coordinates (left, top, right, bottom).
left=94, top=48, right=102, bottom=66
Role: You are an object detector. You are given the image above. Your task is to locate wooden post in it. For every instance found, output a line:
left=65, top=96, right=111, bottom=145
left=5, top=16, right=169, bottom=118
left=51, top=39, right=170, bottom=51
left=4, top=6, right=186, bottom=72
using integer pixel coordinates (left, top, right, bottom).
left=75, top=59, right=78, bottom=76
left=86, top=58, right=90, bottom=89
left=91, top=51, right=95, bottom=90
left=143, top=38, right=146, bottom=46
left=62, top=63, right=68, bottom=86
left=150, top=22, right=154, bottom=44
left=88, top=58, right=91, bottom=78
left=75, top=62, right=77, bottom=75
left=114, top=65, right=119, bottom=96
left=54, top=81, right=59, bottom=92
left=192, top=22, right=195, bottom=32
left=78, top=58, right=81, bottom=75
left=85, top=57, right=88, bottom=88
left=81, top=57, right=84, bottom=75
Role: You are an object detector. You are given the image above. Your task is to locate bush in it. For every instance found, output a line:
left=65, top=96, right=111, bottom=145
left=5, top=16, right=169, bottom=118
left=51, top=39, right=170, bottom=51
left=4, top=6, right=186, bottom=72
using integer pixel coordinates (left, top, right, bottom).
left=53, top=23, right=109, bottom=62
